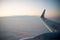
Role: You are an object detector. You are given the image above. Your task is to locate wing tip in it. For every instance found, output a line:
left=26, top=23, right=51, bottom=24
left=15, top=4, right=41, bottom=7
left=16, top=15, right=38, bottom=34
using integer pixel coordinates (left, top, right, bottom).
left=41, top=9, right=46, bottom=18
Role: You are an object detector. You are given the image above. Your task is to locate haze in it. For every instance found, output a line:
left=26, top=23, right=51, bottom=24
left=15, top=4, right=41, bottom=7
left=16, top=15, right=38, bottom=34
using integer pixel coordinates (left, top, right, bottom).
left=0, top=0, right=59, bottom=17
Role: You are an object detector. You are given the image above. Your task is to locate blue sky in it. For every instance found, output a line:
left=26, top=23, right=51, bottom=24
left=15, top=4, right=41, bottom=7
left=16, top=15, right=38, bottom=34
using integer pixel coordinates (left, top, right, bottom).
left=0, top=0, right=59, bottom=17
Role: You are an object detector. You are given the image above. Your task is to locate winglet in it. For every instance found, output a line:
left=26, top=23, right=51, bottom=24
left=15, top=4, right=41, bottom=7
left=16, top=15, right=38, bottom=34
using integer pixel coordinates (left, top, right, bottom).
left=41, top=9, right=46, bottom=18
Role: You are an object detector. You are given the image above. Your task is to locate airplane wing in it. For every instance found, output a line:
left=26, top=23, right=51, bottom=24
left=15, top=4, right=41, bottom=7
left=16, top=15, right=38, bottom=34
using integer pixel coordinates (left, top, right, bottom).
left=40, top=9, right=60, bottom=32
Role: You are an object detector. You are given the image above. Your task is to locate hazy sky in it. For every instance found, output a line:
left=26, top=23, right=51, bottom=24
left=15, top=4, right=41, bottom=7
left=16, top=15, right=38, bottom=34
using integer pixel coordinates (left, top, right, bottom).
left=0, top=0, right=59, bottom=17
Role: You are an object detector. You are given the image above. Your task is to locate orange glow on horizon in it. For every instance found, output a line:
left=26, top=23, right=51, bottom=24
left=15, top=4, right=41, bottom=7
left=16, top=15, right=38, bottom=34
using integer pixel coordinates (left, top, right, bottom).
left=0, top=0, right=59, bottom=18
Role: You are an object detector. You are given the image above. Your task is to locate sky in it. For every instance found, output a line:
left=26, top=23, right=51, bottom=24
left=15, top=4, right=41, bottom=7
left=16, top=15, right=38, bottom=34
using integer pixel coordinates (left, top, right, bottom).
left=0, top=0, right=59, bottom=17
